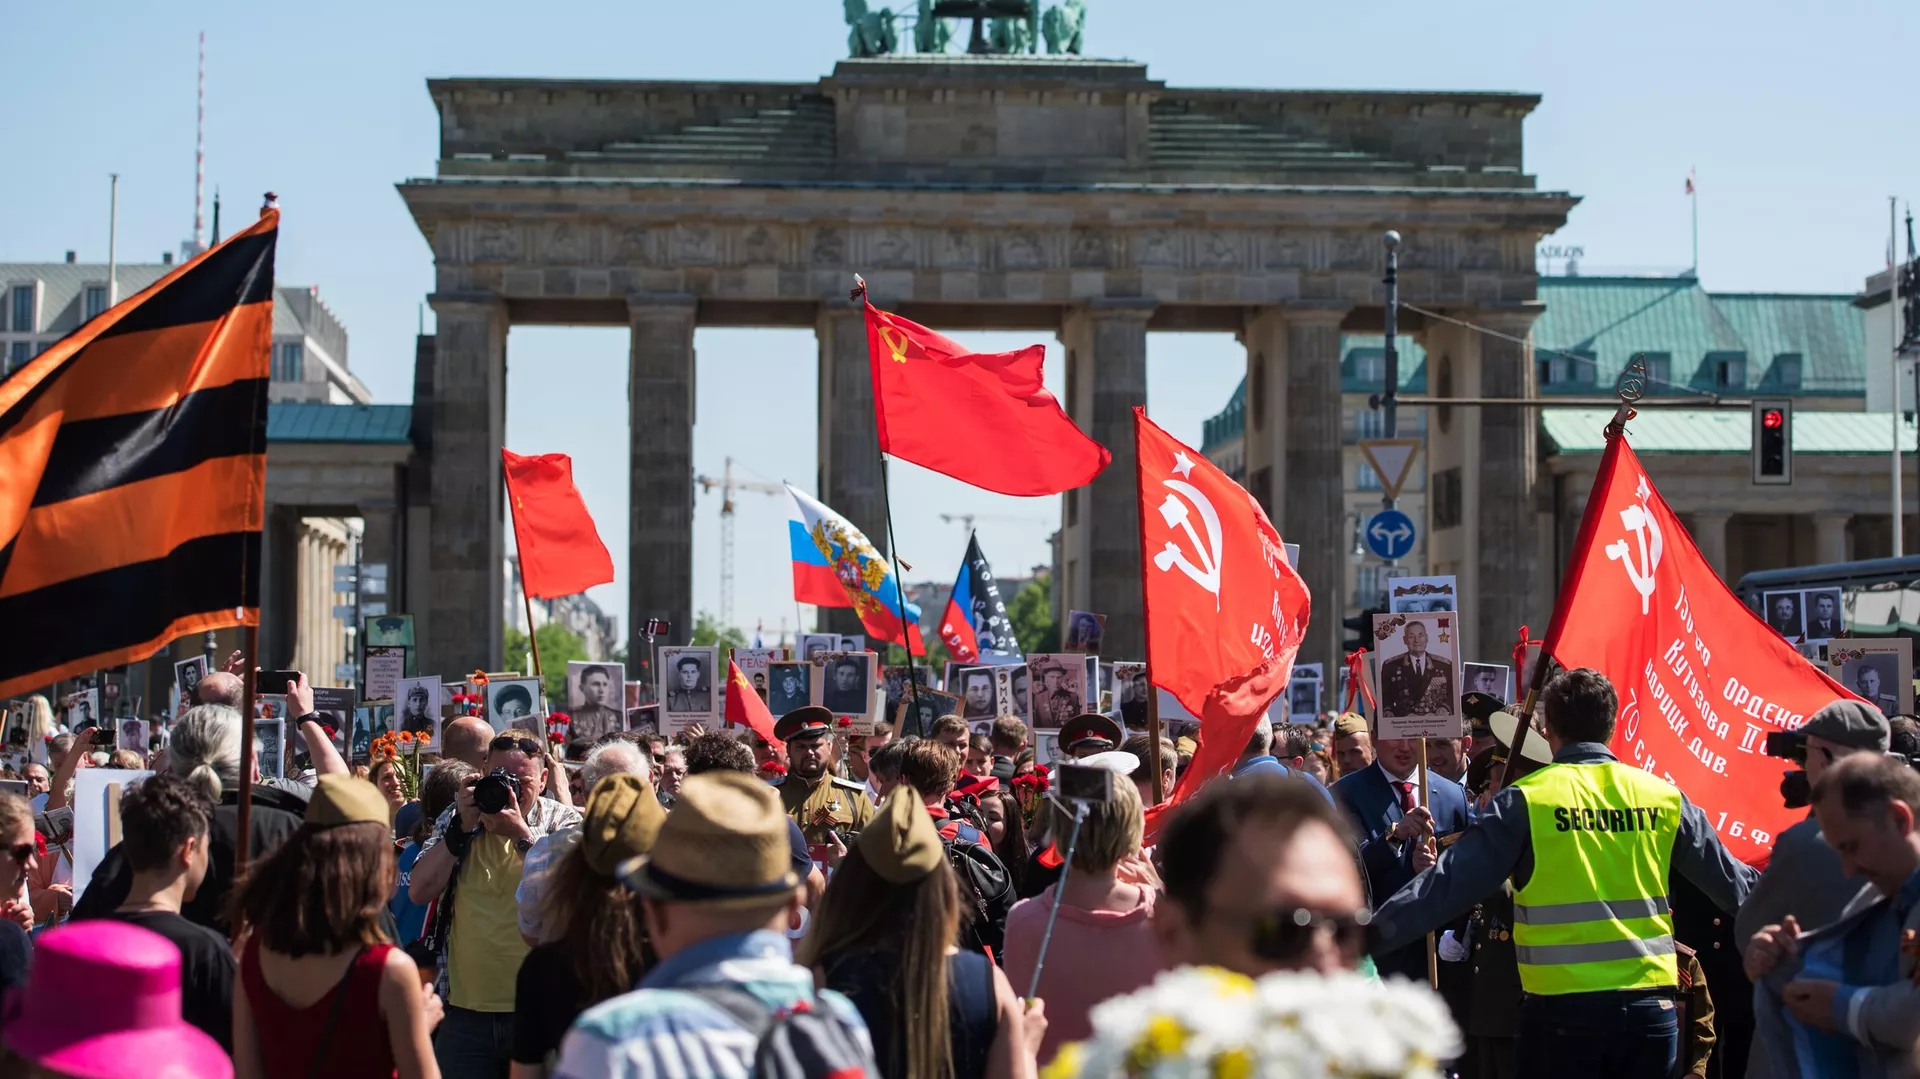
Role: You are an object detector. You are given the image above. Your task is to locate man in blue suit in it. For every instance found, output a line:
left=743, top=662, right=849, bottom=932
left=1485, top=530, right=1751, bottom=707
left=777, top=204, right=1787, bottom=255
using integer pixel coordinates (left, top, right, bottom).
left=1331, top=726, right=1471, bottom=982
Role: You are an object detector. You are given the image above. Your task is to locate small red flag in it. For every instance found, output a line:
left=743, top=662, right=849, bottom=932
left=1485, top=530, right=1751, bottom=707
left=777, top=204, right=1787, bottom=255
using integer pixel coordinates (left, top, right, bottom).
left=724, top=658, right=781, bottom=748
left=863, top=297, right=1109, bottom=496
left=502, top=449, right=615, bottom=600
left=1545, top=431, right=1860, bottom=866
left=1133, top=409, right=1312, bottom=839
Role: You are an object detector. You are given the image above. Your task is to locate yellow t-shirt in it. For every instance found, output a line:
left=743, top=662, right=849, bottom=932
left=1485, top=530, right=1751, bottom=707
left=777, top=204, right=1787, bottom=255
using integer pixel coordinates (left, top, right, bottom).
left=447, top=834, right=529, bottom=1012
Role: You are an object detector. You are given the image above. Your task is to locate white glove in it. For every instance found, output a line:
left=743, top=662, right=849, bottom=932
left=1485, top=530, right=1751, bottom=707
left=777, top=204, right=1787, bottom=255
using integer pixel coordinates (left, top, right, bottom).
left=1437, top=929, right=1468, bottom=963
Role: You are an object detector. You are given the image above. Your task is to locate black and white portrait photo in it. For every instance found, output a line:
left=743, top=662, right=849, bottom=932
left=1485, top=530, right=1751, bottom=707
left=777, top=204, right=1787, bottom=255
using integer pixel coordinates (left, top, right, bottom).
left=799, top=634, right=837, bottom=663
left=395, top=677, right=442, bottom=749
left=1113, top=663, right=1149, bottom=728
left=1373, top=612, right=1462, bottom=739
left=1287, top=678, right=1321, bottom=722
left=822, top=653, right=874, bottom=717
left=1830, top=639, right=1912, bottom=719
left=1463, top=663, right=1511, bottom=702
left=1063, top=610, right=1106, bottom=654
left=626, top=703, right=661, bottom=735
left=256, top=719, right=285, bottom=781
left=117, top=719, right=147, bottom=754
left=655, top=647, right=717, bottom=736
left=172, top=657, right=207, bottom=718
left=1764, top=591, right=1805, bottom=639
left=956, top=666, right=997, bottom=720
left=487, top=679, right=542, bottom=734
left=566, top=661, right=627, bottom=744
left=1009, top=664, right=1031, bottom=718
left=769, top=662, right=813, bottom=716
left=1803, top=589, right=1844, bottom=642
left=839, top=635, right=866, bottom=653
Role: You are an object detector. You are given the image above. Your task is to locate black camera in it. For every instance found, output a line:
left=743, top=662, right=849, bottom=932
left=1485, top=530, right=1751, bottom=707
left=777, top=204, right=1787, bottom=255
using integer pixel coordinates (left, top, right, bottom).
left=473, top=769, right=522, bottom=815
left=1779, top=770, right=1811, bottom=810
left=1763, top=730, right=1807, bottom=764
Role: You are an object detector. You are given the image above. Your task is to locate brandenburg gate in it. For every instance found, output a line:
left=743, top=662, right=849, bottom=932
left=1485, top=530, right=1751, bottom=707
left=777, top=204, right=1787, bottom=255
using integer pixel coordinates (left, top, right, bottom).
left=399, top=55, right=1576, bottom=677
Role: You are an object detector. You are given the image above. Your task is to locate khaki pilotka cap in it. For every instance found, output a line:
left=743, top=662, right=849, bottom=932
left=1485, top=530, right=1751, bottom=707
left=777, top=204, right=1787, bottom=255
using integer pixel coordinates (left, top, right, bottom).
left=619, top=771, right=799, bottom=907
left=858, top=787, right=944, bottom=885
left=306, top=775, right=391, bottom=828
left=582, top=773, right=667, bottom=876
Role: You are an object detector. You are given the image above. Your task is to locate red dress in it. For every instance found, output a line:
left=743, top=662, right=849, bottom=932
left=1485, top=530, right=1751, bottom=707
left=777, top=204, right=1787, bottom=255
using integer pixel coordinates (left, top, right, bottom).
left=241, top=936, right=399, bottom=1079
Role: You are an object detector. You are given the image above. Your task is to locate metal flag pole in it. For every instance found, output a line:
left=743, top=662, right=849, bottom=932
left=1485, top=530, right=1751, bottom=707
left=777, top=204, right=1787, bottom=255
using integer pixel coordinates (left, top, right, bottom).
left=1895, top=197, right=1908, bottom=558
left=850, top=274, right=926, bottom=733
left=106, top=174, right=120, bottom=307
left=1129, top=409, right=1167, bottom=808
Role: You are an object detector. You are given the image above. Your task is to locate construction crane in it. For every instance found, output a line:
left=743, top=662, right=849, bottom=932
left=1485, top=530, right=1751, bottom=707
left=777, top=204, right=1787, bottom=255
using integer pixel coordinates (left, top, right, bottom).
left=694, top=458, right=784, bottom=626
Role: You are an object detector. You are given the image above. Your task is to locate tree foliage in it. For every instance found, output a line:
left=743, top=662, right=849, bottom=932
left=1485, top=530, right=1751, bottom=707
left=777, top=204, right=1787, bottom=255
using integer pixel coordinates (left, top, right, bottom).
left=504, top=622, right=588, bottom=705
left=1006, top=573, right=1060, bottom=653
left=691, top=611, right=748, bottom=653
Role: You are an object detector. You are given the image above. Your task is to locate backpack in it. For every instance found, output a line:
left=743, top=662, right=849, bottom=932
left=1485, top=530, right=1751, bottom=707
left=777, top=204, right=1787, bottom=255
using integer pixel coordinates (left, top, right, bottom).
left=688, top=985, right=878, bottom=1079
left=941, top=820, right=1015, bottom=957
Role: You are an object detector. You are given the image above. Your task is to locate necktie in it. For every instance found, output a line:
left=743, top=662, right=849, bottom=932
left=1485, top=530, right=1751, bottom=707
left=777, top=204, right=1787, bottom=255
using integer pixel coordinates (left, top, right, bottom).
left=1396, top=780, right=1417, bottom=814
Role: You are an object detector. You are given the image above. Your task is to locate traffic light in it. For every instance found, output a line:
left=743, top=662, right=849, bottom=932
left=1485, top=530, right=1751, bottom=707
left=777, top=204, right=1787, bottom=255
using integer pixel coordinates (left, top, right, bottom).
left=1344, top=607, right=1385, bottom=654
left=1752, top=400, right=1792, bottom=485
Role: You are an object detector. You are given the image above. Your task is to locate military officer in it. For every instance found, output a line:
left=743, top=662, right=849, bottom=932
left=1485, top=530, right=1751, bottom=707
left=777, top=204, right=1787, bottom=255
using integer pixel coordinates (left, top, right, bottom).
left=773, top=705, right=875, bottom=851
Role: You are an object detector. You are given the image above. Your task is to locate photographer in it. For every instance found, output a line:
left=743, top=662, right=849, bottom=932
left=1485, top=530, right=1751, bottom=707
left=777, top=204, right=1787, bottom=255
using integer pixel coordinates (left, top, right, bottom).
left=1735, top=701, right=1888, bottom=956
left=408, top=733, right=580, bottom=1078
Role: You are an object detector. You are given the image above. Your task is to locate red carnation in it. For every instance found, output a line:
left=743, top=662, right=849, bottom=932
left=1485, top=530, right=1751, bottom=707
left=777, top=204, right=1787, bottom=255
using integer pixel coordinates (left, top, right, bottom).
left=321, top=724, right=337, bottom=738
left=33, top=832, right=46, bottom=859
left=548, top=712, right=572, bottom=728
left=547, top=731, right=564, bottom=744
left=836, top=716, right=852, bottom=728
left=760, top=761, right=787, bottom=778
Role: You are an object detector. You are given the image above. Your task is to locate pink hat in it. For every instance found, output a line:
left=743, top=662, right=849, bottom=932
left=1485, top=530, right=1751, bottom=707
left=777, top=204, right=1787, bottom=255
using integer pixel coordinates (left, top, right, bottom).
left=4, top=921, right=232, bottom=1079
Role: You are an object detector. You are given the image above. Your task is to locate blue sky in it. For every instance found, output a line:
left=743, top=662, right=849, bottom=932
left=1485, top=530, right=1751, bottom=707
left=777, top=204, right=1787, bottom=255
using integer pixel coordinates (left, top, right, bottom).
left=6, top=1, right=1915, bottom=644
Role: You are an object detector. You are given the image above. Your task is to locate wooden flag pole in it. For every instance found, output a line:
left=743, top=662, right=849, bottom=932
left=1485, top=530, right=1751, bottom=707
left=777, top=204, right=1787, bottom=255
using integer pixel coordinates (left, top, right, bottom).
left=1419, top=735, right=1437, bottom=989
left=1145, top=682, right=1166, bottom=807
left=522, top=584, right=545, bottom=685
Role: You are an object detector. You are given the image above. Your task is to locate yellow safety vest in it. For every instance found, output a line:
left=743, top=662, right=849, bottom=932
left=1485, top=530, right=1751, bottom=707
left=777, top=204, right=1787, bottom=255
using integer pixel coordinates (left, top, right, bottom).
left=1510, top=760, right=1683, bottom=996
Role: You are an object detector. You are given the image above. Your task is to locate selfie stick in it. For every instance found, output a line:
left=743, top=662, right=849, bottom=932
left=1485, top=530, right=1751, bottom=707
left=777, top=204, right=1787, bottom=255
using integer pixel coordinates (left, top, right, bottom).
left=1025, top=797, right=1088, bottom=1001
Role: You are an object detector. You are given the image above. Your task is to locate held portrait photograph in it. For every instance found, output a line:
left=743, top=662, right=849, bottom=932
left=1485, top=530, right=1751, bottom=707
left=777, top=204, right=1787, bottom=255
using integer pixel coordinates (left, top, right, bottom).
left=309, top=686, right=358, bottom=754
left=255, top=719, right=285, bottom=781
left=1111, top=662, right=1150, bottom=729
left=798, top=633, right=838, bottom=663
left=953, top=665, right=998, bottom=721
left=821, top=651, right=876, bottom=723
left=1828, top=638, right=1913, bottom=719
left=656, top=646, right=718, bottom=736
left=171, top=656, right=207, bottom=719
left=1386, top=575, right=1458, bottom=614
left=566, top=661, right=628, bottom=745
left=394, top=676, right=442, bottom=750
left=1763, top=590, right=1805, bottom=640
left=1462, top=662, right=1512, bottom=702
left=1371, top=611, right=1463, bottom=740
left=487, top=678, right=543, bottom=734
left=899, top=690, right=960, bottom=738
left=767, top=661, right=813, bottom=717
left=1024, top=654, right=1089, bottom=730
left=1063, top=609, right=1107, bottom=653
left=1802, top=588, right=1845, bottom=643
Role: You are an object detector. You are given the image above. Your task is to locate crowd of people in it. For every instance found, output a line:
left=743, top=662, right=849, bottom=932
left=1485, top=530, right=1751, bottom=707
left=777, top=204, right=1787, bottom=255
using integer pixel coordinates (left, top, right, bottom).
left=3, top=654, right=1920, bottom=1079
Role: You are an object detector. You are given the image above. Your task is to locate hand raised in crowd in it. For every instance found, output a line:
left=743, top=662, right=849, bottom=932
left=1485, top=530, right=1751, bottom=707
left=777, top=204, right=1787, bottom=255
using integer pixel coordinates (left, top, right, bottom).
left=682, top=722, right=709, bottom=742
left=1411, top=836, right=1438, bottom=873
left=1391, top=805, right=1433, bottom=842
left=1115, top=851, right=1163, bottom=893
left=420, top=982, right=445, bottom=1031
left=286, top=671, right=314, bottom=718
left=1782, top=978, right=1839, bottom=1031
left=820, top=828, right=848, bottom=871
left=1744, top=915, right=1802, bottom=982
left=480, top=792, right=533, bottom=844
left=223, top=649, right=247, bottom=677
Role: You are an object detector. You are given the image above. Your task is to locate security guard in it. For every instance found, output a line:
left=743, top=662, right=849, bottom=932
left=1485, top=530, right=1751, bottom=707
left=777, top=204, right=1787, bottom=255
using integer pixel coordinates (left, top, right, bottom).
left=772, top=705, right=874, bottom=850
left=1369, top=668, right=1757, bottom=1078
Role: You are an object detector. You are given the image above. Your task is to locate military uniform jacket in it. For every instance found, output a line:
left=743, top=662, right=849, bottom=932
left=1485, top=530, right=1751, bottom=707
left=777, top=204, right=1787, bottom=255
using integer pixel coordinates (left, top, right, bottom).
left=777, top=772, right=875, bottom=846
left=1465, top=885, right=1523, bottom=1039
left=1379, top=652, right=1456, bottom=716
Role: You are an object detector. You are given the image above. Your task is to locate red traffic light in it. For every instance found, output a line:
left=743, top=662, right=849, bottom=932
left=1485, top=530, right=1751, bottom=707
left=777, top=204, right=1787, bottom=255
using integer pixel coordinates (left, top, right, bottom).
left=1761, top=408, right=1785, bottom=429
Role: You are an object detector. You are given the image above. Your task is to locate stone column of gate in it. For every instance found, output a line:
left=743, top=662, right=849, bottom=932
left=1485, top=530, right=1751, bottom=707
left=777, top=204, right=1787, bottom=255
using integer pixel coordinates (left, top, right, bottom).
left=628, top=294, right=697, bottom=669
left=1476, top=309, right=1544, bottom=661
left=1059, top=301, right=1153, bottom=661
left=815, top=299, right=886, bottom=639
left=426, top=292, right=508, bottom=674
left=1244, top=306, right=1348, bottom=678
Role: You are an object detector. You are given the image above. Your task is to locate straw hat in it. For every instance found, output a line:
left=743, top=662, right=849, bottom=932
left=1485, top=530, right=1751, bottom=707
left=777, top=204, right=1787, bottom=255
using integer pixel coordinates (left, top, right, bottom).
left=620, top=771, right=799, bottom=907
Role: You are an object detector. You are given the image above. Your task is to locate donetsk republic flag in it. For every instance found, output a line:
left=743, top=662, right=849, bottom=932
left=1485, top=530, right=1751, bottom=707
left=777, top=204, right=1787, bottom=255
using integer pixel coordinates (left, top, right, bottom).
left=0, top=210, right=278, bottom=697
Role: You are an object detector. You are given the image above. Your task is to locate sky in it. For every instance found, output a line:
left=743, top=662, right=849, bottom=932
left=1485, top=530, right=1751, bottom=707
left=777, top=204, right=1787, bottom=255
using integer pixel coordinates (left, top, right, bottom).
left=6, top=1, right=1916, bottom=645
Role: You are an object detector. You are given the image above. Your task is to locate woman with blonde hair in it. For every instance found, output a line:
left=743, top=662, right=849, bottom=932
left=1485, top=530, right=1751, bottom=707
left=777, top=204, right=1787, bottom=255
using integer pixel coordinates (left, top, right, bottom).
left=805, top=788, right=1043, bottom=1079
left=70, top=704, right=304, bottom=930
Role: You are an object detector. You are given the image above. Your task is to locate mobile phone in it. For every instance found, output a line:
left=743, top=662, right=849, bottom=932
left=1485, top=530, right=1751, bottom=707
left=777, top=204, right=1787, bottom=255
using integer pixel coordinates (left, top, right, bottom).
left=256, top=670, right=301, bottom=695
left=1055, top=762, right=1115, bottom=804
left=0, top=781, right=25, bottom=799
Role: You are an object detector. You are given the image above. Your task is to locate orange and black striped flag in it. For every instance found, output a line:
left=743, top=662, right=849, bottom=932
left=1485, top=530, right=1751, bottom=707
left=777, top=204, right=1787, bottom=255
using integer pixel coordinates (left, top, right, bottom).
left=0, top=209, right=278, bottom=698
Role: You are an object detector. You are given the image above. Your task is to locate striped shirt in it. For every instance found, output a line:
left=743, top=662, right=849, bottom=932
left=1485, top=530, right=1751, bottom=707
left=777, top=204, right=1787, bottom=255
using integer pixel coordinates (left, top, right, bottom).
left=554, top=930, right=870, bottom=1079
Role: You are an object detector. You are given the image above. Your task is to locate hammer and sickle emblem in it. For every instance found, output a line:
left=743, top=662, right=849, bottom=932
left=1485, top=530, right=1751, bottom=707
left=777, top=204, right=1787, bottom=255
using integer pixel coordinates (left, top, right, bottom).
left=879, top=326, right=912, bottom=365
left=1152, top=479, right=1224, bottom=610
left=1604, top=499, right=1665, bottom=615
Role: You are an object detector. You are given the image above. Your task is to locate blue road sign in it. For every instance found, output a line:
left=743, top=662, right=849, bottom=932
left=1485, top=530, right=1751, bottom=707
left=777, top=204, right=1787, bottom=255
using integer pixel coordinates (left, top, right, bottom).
left=1364, top=509, right=1418, bottom=561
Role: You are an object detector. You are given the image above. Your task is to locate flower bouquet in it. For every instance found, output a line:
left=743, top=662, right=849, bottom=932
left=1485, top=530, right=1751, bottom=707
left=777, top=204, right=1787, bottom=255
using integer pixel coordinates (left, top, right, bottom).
left=1011, top=764, right=1051, bottom=829
left=369, top=730, right=425, bottom=801
left=1042, top=966, right=1460, bottom=1079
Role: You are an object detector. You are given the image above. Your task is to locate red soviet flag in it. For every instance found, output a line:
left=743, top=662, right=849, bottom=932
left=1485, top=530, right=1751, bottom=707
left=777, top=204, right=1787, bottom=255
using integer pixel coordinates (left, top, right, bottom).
left=1546, top=431, right=1862, bottom=866
left=724, top=658, right=781, bottom=748
left=502, top=449, right=615, bottom=600
left=1135, top=409, right=1311, bottom=836
left=863, top=297, right=1109, bottom=496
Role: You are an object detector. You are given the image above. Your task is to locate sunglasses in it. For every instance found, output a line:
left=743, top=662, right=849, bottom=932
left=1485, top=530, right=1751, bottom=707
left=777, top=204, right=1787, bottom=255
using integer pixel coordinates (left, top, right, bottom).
left=489, top=736, right=543, bottom=756
left=1243, top=906, right=1373, bottom=963
left=4, top=843, right=34, bottom=864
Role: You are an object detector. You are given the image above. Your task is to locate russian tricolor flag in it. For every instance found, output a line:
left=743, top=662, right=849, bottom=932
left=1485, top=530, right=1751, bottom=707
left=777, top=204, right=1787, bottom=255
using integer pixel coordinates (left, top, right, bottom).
left=785, top=485, right=925, bottom=654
